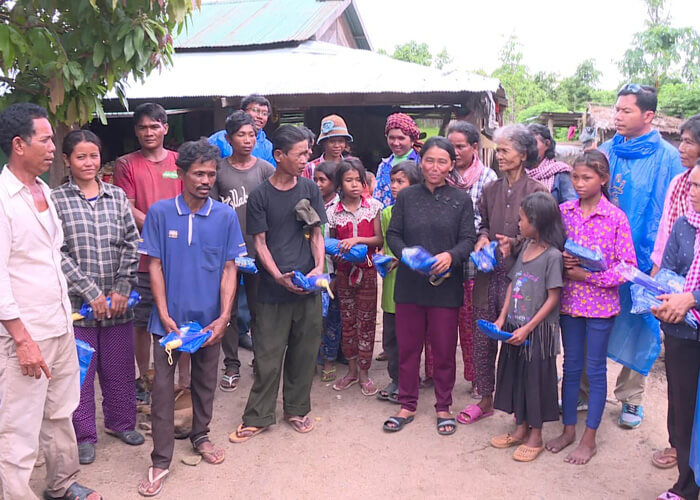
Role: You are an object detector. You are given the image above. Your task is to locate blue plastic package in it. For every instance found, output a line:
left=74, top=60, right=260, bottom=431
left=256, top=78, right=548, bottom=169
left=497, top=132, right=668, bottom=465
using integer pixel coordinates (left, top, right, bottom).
left=690, top=371, right=700, bottom=487
left=615, top=263, right=673, bottom=295
left=372, top=254, right=397, bottom=278
left=75, top=338, right=95, bottom=387
left=324, top=237, right=368, bottom=264
left=607, top=283, right=661, bottom=376
left=401, top=246, right=450, bottom=284
left=470, top=241, right=498, bottom=273
left=76, top=290, right=141, bottom=321
left=321, top=290, right=330, bottom=318
left=476, top=319, right=530, bottom=346
left=235, top=256, right=258, bottom=274
left=564, top=239, right=607, bottom=273
left=159, top=321, right=212, bottom=365
left=291, top=271, right=334, bottom=297
left=630, top=274, right=698, bottom=329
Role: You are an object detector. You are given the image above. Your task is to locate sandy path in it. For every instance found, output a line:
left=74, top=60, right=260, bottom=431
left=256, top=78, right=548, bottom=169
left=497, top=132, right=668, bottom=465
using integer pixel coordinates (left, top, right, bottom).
left=25, top=341, right=675, bottom=500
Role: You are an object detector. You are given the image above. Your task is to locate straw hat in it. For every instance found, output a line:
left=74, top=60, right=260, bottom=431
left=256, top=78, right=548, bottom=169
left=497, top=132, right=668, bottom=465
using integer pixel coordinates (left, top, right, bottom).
left=318, top=114, right=353, bottom=143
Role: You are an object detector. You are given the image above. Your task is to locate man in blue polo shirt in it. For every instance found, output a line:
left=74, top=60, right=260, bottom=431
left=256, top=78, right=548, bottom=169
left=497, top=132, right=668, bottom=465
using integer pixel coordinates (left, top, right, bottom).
left=136, top=139, right=246, bottom=497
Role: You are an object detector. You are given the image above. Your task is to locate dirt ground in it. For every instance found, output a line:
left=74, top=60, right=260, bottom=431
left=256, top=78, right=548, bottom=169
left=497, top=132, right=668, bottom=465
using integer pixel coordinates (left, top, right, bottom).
left=24, top=334, right=676, bottom=500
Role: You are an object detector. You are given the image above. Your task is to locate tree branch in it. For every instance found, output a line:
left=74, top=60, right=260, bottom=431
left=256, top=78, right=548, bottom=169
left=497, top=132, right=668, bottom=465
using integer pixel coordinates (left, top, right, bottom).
left=0, top=75, right=42, bottom=96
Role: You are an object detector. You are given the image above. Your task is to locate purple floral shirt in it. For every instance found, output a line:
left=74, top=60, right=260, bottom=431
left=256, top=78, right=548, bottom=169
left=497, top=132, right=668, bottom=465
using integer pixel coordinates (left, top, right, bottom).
left=560, top=196, right=637, bottom=318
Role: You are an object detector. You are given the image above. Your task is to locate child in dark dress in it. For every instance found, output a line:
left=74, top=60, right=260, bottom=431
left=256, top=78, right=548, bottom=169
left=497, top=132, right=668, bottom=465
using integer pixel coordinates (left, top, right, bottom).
left=491, top=192, right=565, bottom=462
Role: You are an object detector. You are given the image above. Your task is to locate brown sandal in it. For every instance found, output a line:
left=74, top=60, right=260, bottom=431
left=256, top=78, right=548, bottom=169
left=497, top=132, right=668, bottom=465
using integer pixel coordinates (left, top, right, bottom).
left=229, top=423, right=268, bottom=443
left=490, top=433, right=523, bottom=449
left=513, top=444, right=545, bottom=462
left=284, top=415, right=314, bottom=434
left=194, top=440, right=225, bottom=464
left=652, top=448, right=678, bottom=469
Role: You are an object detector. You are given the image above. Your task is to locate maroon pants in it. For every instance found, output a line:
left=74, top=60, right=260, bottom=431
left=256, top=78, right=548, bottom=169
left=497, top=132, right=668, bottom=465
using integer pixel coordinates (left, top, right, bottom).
left=396, top=303, right=459, bottom=413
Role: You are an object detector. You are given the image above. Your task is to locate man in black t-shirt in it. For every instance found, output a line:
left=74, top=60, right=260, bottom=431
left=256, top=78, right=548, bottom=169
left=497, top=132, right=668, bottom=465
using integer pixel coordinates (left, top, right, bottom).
left=230, top=125, right=326, bottom=441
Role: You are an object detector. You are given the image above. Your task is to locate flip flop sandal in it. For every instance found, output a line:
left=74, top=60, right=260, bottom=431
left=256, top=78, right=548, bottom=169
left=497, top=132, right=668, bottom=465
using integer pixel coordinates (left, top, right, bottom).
left=457, top=404, right=494, bottom=425
left=219, top=372, right=240, bottom=392
left=192, top=436, right=225, bottom=464
left=437, top=417, right=457, bottom=436
left=332, top=375, right=359, bottom=391
left=657, top=491, right=684, bottom=500
left=652, top=448, right=678, bottom=469
left=375, top=351, right=387, bottom=361
left=513, top=444, right=545, bottom=462
left=320, top=366, right=336, bottom=382
left=229, top=424, right=268, bottom=443
left=490, top=433, right=523, bottom=449
left=360, top=379, right=379, bottom=396
left=137, top=468, right=169, bottom=497
left=44, top=482, right=102, bottom=500
left=383, top=415, right=414, bottom=432
left=377, top=382, right=398, bottom=401
left=285, top=415, right=314, bottom=434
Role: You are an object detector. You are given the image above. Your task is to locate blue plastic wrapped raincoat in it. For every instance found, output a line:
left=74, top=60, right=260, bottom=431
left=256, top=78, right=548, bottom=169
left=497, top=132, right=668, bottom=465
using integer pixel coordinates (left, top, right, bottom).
left=600, top=130, right=683, bottom=375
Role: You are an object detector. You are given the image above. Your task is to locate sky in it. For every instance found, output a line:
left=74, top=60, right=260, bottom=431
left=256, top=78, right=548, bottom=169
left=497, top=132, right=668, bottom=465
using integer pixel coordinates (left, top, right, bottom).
left=353, top=0, right=700, bottom=89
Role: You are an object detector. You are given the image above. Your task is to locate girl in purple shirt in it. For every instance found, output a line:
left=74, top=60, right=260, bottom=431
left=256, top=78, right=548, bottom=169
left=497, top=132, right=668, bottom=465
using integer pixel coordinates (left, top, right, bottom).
left=546, top=151, right=636, bottom=465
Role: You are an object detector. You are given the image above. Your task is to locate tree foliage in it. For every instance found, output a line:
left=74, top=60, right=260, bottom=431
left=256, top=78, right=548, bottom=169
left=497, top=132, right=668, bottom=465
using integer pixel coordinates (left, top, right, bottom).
left=619, top=0, right=700, bottom=86
left=391, top=41, right=432, bottom=67
left=0, top=0, right=198, bottom=125
left=558, top=59, right=602, bottom=111
left=381, top=41, right=454, bottom=70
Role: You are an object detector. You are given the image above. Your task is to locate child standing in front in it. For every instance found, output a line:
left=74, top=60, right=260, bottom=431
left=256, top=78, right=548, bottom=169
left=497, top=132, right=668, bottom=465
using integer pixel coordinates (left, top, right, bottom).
left=313, top=161, right=342, bottom=382
left=327, top=158, right=384, bottom=396
left=546, top=151, right=636, bottom=464
left=377, top=160, right=423, bottom=403
left=491, top=192, right=565, bottom=462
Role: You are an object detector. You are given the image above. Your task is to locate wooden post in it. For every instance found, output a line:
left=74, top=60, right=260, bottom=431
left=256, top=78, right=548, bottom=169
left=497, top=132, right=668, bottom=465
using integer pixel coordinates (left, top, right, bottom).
left=49, top=122, right=71, bottom=188
left=547, top=118, right=554, bottom=138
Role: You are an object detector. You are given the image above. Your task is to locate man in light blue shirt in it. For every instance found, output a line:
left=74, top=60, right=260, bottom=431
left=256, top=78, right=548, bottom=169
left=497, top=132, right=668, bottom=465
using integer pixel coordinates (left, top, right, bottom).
left=208, top=94, right=276, bottom=166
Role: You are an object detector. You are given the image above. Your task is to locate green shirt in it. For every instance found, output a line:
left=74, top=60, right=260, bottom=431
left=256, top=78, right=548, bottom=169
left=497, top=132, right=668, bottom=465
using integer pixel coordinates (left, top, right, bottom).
left=381, top=205, right=396, bottom=313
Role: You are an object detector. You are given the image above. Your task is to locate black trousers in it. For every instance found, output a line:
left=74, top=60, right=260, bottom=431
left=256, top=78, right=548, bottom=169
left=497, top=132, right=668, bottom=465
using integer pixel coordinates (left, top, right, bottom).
left=665, top=333, right=700, bottom=500
left=382, top=312, right=398, bottom=384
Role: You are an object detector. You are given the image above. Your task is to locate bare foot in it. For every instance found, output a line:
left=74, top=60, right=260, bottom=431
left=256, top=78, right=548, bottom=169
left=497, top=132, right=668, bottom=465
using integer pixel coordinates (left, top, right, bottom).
left=565, top=441, right=597, bottom=465
left=546, top=430, right=576, bottom=453
left=477, top=396, right=493, bottom=414
left=510, top=423, right=530, bottom=442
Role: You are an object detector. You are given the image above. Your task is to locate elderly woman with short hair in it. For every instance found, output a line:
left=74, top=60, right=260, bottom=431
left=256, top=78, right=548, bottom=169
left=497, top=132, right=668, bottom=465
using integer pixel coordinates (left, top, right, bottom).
left=457, top=124, right=548, bottom=426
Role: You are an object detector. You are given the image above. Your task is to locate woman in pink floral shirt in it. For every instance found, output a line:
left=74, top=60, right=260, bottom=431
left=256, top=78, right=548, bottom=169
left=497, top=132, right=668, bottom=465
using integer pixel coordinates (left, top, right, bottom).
left=546, top=151, right=636, bottom=465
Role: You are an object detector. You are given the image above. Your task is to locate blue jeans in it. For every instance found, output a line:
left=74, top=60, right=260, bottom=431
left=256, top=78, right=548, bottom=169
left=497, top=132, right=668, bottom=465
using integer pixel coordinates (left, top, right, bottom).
left=560, top=315, right=615, bottom=429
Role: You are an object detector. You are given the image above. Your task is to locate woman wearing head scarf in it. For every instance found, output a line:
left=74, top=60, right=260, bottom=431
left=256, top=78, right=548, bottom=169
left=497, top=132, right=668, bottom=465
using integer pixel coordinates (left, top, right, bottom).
left=373, top=113, right=421, bottom=208
left=526, top=124, right=577, bottom=204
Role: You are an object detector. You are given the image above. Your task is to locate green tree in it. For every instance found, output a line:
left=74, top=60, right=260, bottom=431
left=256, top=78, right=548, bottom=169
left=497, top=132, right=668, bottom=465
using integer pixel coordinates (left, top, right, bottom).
left=619, top=0, right=700, bottom=86
left=434, top=47, right=453, bottom=70
left=391, top=41, right=432, bottom=67
left=491, top=36, right=548, bottom=123
left=0, top=0, right=198, bottom=184
left=657, top=83, right=700, bottom=118
left=557, top=59, right=602, bottom=111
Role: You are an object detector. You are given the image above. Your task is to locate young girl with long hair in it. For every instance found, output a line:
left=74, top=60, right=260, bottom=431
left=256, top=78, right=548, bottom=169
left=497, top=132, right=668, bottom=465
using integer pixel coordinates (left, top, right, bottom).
left=491, top=192, right=565, bottom=462
left=546, top=151, right=636, bottom=464
left=327, top=158, right=384, bottom=396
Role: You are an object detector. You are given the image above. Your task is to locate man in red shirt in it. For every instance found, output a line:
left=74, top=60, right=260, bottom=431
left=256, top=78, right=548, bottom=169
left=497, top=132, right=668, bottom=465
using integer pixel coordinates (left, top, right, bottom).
left=113, top=103, right=188, bottom=398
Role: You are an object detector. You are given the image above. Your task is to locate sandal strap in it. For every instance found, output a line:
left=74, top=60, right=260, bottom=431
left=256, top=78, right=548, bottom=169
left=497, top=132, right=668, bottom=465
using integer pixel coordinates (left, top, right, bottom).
left=148, top=467, right=169, bottom=483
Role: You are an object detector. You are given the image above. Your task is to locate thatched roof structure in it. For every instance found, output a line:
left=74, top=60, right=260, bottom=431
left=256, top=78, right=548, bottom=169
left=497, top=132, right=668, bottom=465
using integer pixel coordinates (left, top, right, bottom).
left=587, top=104, right=683, bottom=136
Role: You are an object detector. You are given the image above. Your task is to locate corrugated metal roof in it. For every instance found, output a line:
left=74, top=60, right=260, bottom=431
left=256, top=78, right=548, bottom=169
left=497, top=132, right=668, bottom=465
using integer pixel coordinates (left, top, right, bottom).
left=176, top=0, right=351, bottom=49
left=113, top=41, right=501, bottom=100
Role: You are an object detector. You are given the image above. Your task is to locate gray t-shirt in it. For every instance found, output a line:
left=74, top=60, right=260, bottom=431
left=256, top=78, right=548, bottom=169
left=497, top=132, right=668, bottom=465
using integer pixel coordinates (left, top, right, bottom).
left=507, top=243, right=564, bottom=326
left=211, top=157, right=274, bottom=257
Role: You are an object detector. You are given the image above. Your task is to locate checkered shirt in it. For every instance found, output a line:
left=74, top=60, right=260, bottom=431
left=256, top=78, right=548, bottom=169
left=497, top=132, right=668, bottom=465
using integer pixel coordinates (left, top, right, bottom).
left=51, top=179, right=139, bottom=327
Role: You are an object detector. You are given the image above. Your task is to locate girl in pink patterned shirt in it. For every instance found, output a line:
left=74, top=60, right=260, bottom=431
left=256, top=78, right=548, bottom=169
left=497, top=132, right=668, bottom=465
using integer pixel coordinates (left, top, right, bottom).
left=327, top=158, right=384, bottom=396
left=546, top=150, right=636, bottom=465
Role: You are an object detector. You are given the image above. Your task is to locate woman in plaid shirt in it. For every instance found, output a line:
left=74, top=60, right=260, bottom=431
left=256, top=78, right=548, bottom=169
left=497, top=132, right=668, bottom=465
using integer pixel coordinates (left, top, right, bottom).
left=51, top=130, right=142, bottom=465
